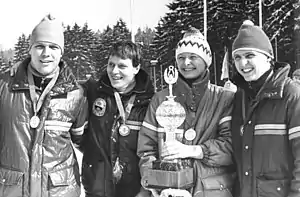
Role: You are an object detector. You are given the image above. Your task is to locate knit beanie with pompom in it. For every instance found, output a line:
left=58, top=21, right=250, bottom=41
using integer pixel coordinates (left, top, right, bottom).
left=232, top=20, right=273, bottom=59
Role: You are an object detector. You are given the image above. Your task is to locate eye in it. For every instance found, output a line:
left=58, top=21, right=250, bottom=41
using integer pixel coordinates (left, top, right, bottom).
left=178, top=56, right=185, bottom=61
left=34, top=44, right=44, bottom=49
left=49, top=45, right=60, bottom=50
left=108, top=62, right=114, bottom=67
left=233, top=55, right=241, bottom=61
left=118, top=64, right=127, bottom=69
left=190, top=55, right=198, bottom=60
left=246, top=54, right=255, bottom=59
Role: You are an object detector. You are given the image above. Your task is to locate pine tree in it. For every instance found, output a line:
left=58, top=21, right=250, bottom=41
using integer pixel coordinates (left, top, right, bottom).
left=64, top=23, right=97, bottom=80
left=94, top=19, right=132, bottom=78
left=112, top=19, right=131, bottom=43
left=14, top=34, right=30, bottom=63
left=94, top=26, right=114, bottom=77
left=294, top=0, right=300, bottom=69
left=0, top=52, right=5, bottom=73
left=263, top=0, right=295, bottom=65
left=150, top=0, right=296, bottom=85
left=135, top=27, right=156, bottom=71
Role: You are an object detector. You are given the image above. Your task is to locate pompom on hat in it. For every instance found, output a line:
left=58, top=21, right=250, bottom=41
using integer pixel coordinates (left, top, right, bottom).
left=232, top=20, right=274, bottom=59
left=30, top=14, right=64, bottom=53
left=175, top=27, right=212, bottom=67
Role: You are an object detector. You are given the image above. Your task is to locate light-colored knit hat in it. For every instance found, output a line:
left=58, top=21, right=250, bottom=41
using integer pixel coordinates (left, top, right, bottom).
left=30, top=14, right=64, bottom=53
left=232, top=20, right=274, bottom=59
left=175, top=27, right=212, bottom=67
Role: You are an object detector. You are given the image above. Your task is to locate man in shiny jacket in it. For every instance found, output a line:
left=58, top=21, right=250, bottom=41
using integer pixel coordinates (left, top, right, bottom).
left=0, top=14, right=88, bottom=197
left=231, top=20, right=300, bottom=197
left=81, top=41, right=154, bottom=197
left=137, top=27, right=235, bottom=197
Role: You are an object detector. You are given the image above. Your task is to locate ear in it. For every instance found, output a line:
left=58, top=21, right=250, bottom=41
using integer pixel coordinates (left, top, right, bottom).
left=133, top=64, right=141, bottom=75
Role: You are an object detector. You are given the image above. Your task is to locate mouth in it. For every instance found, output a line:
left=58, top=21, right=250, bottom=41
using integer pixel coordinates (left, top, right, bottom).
left=182, top=67, right=196, bottom=72
left=241, top=67, right=254, bottom=74
left=40, top=60, right=53, bottom=64
left=110, top=75, right=123, bottom=81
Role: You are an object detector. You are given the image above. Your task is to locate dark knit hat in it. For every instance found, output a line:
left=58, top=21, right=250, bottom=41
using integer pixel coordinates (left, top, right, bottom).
left=30, top=14, right=64, bottom=53
left=176, top=27, right=212, bottom=67
left=232, top=20, right=273, bottom=59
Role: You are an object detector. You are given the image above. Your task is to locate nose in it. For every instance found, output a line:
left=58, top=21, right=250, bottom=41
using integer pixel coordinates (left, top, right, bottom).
left=41, top=46, right=50, bottom=57
left=184, top=57, right=191, bottom=66
left=238, top=57, right=249, bottom=68
left=111, top=65, right=119, bottom=73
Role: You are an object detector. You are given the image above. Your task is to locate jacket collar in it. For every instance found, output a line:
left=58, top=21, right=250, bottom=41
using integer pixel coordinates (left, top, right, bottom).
left=234, top=62, right=290, bottom=100
left=11, top=57, right=79, bottom=96
left=175, top=70, right=210, bottom=96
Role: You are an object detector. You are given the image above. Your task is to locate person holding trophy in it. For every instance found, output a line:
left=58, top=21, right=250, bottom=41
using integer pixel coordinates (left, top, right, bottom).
left=137, top=27, right=236, bottom=197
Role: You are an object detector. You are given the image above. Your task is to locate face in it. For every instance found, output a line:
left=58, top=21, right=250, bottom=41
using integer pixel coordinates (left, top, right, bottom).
left=176, top=52, right=206, bottom=79
left=233, top=49, right=271, bottom=82
left=107, top=55, right=140, bottom=92
left=29, top=42, right=62, bottom=76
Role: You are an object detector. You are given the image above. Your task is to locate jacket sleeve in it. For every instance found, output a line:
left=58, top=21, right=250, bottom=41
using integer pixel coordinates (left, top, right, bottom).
left=287, top=90, right=300, bottom=197
left=137, top=95, right=160, bottom=179
left=70, top=86, right=89, bottom=148
left=200, top=92, right=234, bottom=167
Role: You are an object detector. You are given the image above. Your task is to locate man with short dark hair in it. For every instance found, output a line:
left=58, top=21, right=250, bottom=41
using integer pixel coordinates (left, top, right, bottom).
left=81, top=41, right=154, bottom=197
left=231, top=20, right=300, bottom=197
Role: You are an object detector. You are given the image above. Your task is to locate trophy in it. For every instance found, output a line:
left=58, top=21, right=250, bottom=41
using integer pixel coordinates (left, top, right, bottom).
left=143, top=66, right=194, bottom=193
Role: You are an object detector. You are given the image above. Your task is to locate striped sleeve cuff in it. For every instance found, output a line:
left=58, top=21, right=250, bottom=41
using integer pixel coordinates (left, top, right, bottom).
left=289, top=126, right=300, bottom=140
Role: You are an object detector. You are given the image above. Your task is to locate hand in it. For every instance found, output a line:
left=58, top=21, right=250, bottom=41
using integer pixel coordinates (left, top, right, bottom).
left=161, top=141, right=203, bottom=160
left=135, top=187, right=152, bottom=197
left=10, top=61, right=21, bottom=77
left=161, top=140, right=191, bottom=160
left=149, top=189, right=160, bottom=197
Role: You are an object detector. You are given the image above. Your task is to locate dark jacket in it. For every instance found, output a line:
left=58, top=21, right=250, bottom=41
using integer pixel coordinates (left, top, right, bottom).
left=81, top=69, right=154, bottom=197
left=0, top=57, right=88, bottom=197
left=137, top=71, right=236, bottom=197
left=231, top=63, right=300, bottom=197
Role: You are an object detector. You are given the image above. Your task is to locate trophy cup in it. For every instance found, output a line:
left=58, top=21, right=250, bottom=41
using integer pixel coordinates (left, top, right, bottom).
left=143, top=66, right=194, bottom=193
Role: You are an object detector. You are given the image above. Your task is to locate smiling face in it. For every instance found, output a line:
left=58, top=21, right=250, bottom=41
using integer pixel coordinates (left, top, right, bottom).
left=176, top=52, right=206, bottom=79
left=29, top=41, right=62, bottom=76
left=107, top=55, right=140, bottom=92
left=233, top=49, right=271, bottom=82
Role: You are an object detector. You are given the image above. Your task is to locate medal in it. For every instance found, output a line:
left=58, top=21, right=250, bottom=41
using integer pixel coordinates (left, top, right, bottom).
left=113, top=157, right=123, bottom=184
left=30, top=115, right=40, bottom=128
left=119, top=124, right=130, bottom=136
left=184, top=128, right=196, bottom=141
left=240, top=125, right=244, bottom=136
left=27, top=65, right=59, bottom=130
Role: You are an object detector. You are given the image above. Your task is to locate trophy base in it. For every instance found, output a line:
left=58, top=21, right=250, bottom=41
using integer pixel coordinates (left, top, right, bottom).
left=144, top=167, right=194, bottom=190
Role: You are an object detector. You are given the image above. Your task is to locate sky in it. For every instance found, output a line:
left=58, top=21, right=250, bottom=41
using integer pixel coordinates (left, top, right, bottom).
left=0, top=0, right=172, bottom=50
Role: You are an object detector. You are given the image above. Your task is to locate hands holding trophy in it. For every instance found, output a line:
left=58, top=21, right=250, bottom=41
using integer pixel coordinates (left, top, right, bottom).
left=143, top=66, right=193, bottom=197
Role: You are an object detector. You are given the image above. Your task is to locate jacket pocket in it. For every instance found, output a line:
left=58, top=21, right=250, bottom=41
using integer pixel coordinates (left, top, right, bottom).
left=256, top=177, right=289, bottom=197
left=48, top=165, right=80, bottom=197
left=82, top=160, right=114, bottom=197
left=197, top=173, right=235, bottom=197
left=0, top=167, right=24, bottom=197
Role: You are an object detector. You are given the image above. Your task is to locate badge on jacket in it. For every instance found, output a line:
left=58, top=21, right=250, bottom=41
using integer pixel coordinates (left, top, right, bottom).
left=93, top=98, right=106, bottom=116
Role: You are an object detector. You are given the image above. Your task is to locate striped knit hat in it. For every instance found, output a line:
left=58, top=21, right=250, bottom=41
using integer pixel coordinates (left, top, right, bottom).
left=176, top=27, right=212, bottom=67
left=232, top=20, right=274, bottom=59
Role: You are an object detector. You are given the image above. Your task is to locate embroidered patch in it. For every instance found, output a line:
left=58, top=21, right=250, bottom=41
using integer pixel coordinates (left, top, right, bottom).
left=92, top=98, right=106, bottom=116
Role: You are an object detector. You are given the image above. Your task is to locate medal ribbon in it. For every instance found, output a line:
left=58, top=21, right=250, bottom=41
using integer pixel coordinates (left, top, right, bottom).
left=27, top=65, right=60, bottom=117
left=114, top=92, right=136, bottom=124
left=112, top=92, right=136, bottom=183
